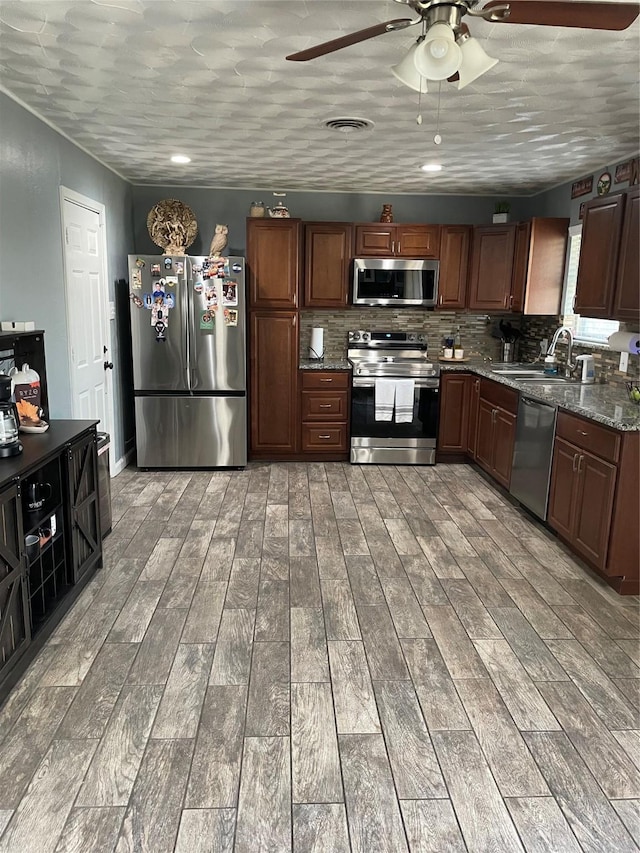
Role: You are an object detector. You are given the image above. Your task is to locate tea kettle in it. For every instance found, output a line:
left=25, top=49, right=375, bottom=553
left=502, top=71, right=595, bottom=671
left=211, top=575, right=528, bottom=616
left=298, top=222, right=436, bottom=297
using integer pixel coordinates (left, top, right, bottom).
left=267, top=201, right=290, bottom=218
left=0, top=374, right=22, bottom=457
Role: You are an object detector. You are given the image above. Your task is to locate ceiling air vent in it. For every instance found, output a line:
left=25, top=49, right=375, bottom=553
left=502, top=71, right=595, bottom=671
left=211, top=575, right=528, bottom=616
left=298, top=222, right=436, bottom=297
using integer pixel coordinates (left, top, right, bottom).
left=323, top=116, right=374, bottom=134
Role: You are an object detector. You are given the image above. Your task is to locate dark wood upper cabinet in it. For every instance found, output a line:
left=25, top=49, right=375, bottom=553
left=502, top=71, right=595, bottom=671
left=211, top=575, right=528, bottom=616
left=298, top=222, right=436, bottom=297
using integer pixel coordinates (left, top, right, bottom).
left=249, top=311, right=299, bottom=455
left=354, top=224, right=394, bottom=256
left=468, top=224, right=516, bottom=311
left=510, top=218, right=569, bottom=315
left=574, top=192, right=625, bottom=318
left=612, top=186, right=639, bottom=323
left=395, top=225, right=440, bottom=258
left=354, top=224, right=440, bottom=258
left=437, top=225, right=470, bottom=310
left=247, top=218, right=301, bottom=309
left=303, top=222, right=352, bottom=308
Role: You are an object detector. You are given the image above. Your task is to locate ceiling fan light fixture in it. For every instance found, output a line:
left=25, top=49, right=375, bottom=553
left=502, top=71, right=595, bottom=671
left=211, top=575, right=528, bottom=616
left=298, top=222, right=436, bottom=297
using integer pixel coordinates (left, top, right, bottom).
left=455, top=32, right=499, bottom=90
left=391, top=41, right=428, bottom=93
left=414, top=23, right=461, bottom=81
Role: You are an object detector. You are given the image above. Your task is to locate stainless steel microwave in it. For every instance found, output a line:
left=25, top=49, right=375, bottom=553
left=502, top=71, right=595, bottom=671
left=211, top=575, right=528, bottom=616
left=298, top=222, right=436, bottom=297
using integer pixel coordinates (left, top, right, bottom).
left=352, top=258, right=439, bottom=308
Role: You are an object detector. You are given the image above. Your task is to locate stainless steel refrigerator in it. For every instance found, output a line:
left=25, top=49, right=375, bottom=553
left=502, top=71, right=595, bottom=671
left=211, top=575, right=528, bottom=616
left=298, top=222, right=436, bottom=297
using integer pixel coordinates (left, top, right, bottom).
left=127, top=254, right=247, bottom=468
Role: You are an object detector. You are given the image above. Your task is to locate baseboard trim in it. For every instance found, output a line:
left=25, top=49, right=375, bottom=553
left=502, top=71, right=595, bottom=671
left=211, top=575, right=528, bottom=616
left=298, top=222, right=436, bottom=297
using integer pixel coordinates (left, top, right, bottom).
left=111, top=449, right=134, bottom=477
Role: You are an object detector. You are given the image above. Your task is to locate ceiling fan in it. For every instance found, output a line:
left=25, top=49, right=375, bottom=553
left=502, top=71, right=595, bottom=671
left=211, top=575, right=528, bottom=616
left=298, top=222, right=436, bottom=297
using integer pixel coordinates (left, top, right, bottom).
left=286, top=1, right=640, bottom=91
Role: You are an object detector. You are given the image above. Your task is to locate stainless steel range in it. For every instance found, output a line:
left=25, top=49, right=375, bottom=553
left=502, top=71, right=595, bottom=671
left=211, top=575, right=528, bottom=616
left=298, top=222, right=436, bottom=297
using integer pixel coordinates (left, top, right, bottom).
left=348, top=330, right=440, bottom=465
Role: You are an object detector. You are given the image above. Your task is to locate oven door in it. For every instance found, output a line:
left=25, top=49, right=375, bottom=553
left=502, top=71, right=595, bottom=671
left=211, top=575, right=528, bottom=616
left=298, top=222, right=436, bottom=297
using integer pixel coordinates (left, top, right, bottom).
left=350, top=377, right=440, bottom=464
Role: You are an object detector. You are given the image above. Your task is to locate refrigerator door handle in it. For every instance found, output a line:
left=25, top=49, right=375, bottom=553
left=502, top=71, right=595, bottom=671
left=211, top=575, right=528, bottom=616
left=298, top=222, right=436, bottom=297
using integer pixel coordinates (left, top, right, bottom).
left=185, top=256, right=193, bottom=389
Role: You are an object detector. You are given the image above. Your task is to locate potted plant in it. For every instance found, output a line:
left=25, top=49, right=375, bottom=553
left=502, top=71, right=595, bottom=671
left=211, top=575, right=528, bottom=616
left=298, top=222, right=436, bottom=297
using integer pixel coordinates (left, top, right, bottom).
left=493, top=202, right=510, bottom=224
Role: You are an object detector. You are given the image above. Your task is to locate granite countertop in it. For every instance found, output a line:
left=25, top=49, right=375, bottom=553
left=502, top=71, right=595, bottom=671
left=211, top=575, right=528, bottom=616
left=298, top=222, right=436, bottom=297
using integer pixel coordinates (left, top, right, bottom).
left=299, top=358, right=352, bottom=371
left=440, top=362, right=640, bottom=431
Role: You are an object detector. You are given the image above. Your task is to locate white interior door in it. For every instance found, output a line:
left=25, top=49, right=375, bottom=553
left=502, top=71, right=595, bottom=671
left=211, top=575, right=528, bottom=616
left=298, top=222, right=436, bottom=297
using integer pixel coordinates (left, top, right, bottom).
left=61, top=192, right=112, bottom=440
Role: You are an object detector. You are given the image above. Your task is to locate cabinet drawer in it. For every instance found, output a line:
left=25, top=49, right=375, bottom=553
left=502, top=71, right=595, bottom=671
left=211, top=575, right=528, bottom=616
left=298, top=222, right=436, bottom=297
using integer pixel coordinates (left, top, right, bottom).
left=300, top=371, right=350, bottom=390
left=556, top=411, right=620, bottom=463
left=479, top=377, right=519, bottom=416
left=301, top=391, right=348, bottom=421
left=302, top=424, right=347, bottom=451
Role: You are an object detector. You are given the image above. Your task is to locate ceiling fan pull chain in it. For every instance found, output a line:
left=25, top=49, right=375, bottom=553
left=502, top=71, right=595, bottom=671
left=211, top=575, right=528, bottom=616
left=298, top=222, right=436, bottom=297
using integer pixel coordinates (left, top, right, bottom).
left=434, top=82, right=442, bottom=145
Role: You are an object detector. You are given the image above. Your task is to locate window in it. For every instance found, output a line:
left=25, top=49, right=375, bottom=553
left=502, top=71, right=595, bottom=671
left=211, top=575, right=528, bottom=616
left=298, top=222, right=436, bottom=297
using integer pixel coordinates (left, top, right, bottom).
left=561, top=224, right=619, bottom=344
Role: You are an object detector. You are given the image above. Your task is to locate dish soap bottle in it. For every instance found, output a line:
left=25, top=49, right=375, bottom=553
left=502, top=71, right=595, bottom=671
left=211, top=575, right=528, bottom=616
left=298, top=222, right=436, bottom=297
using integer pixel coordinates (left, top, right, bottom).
left=454, top=328, right=463, bottom=359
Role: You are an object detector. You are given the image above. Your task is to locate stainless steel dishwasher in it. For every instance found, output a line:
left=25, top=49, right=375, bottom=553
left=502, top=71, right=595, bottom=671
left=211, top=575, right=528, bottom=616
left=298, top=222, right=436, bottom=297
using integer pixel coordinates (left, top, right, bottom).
left=510, top=396, right=558, bottom=521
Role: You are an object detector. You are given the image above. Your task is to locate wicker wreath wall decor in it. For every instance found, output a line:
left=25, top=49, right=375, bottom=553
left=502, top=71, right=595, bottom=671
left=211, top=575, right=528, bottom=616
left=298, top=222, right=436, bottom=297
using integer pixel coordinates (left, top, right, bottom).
left=147, top=199, right=198, bottom=255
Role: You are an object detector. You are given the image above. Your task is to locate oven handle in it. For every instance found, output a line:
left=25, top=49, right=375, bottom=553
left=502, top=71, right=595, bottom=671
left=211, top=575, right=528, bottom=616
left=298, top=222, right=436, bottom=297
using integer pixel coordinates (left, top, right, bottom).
left=351, top=378, right=439, bottom=389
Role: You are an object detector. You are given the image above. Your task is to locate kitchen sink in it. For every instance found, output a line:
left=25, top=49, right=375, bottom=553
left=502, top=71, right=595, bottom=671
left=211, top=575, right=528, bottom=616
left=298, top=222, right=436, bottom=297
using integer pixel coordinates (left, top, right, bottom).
left=515, top=376, right=575, bottom=384
left=491, top=368, right=546, bottom=376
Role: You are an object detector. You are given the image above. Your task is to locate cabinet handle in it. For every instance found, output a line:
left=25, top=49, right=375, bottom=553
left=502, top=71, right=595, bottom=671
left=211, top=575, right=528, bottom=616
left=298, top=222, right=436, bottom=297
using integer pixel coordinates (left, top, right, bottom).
left=577, top=430, right=588, bottom=436
left=319, top=378, right=333, bottom=383
left=391, top=240, right=395, bottom=254
left=319, top=404, right=332, bottom=408
left=578, top=454, right=584, bottom=474
left=439, top=294, right=443, bottom=306
left=397, top=241, right=401, bottom=254
left=509, top=295, right=513, bottom=307
left=572, top=295, right=577, bottom=312
left=572, top=453, right=579, bottom=472
left=318, top=434, right=331, bottom=440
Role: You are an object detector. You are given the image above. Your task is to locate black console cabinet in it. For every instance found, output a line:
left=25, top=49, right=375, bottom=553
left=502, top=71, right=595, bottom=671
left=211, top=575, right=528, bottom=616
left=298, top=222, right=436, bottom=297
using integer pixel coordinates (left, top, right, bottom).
left=0, top=421, right=102, bottom=703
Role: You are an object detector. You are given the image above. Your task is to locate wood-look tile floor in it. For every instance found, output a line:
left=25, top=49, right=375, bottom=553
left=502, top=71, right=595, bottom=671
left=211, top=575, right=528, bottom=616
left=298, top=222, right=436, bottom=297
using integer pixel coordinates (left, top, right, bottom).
left=0, top=462, right=639, bottom=852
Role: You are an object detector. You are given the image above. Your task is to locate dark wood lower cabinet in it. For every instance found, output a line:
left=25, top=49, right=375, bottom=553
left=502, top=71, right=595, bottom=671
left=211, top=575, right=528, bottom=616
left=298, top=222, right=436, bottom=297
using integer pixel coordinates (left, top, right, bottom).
left=548, top=412, right=637, bottom=592
left=0, top=483, right=29, bottom=682
left=67, top=432, right=101, bottom=582
left=437, top=373, right=470, bottom=454
left=474, top=379, right=518, bottom=489
left=299, top=371, right=350, bottom=460
left=250, top=311, right=299, bottom=457
left=548, top=437, right=616, bottom=573
left=0, top=421, right=102, bottom=703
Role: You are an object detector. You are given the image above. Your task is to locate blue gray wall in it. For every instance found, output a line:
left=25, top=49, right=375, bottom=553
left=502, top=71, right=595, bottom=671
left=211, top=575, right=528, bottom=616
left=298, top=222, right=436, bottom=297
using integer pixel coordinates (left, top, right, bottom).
left=0, top=91, right=134, bottom=465
left=132, top=186, right=511, bottom=256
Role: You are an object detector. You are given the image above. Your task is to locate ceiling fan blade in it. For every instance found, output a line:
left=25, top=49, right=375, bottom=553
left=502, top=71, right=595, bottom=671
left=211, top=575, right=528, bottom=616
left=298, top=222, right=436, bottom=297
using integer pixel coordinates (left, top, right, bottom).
left=286, top=18, right=414, bottom=61
left=483, top=1, right=640, bottom=30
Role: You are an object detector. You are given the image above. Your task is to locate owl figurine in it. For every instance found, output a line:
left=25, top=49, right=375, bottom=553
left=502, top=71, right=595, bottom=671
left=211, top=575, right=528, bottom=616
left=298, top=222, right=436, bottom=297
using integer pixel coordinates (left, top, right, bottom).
left=209, top=224, right=229, bottom=259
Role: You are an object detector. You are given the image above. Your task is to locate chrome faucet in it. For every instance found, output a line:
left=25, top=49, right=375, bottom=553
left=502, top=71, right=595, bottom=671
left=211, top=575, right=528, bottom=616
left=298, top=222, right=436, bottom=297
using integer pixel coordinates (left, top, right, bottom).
left=546, top=326, right=576, bottom=378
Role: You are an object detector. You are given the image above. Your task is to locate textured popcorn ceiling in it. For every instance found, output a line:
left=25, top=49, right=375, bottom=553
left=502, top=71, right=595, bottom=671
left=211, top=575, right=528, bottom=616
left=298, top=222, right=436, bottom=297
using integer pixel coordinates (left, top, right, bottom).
left=0, top=0, right=638, bottom=195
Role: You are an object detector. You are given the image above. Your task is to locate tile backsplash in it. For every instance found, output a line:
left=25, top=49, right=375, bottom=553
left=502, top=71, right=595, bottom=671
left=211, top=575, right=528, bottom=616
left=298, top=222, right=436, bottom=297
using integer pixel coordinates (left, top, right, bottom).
left=300, top=309, right=639, bottom=390
left=299, top=309, right=518, bottom=362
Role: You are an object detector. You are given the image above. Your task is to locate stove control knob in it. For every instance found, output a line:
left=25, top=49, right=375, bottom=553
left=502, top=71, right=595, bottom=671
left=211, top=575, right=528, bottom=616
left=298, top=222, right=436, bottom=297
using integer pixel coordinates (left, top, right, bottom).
left=418, top=334, right=426, bottom=344
left=352, top=331, right=360, bottom=341
left=408, top=333, right=416, bottom=342
left=362, top=331, right=370, bottom=342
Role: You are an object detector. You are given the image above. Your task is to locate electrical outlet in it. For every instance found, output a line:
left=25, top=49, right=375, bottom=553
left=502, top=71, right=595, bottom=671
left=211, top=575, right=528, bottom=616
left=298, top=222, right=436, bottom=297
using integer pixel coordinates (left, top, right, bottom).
left=619, top=352, right=629, bottom=373
left=109, top=301, right=116, bottom=321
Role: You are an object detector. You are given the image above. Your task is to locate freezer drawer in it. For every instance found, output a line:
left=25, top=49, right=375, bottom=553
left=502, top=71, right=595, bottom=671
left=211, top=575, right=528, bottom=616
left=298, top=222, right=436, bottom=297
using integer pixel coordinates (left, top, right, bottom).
left=135, top=395, right=247, bottom=468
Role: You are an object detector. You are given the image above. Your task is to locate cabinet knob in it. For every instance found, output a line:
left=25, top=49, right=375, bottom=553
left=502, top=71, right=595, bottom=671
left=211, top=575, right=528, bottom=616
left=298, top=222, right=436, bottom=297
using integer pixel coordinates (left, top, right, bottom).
left=577, top=430, right=588, bottom=436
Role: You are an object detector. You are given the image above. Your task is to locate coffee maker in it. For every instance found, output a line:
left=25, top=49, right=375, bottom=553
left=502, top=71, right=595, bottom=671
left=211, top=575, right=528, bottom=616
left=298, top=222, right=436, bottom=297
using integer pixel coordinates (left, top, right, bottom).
left=0, top=374, right=23, bottom=457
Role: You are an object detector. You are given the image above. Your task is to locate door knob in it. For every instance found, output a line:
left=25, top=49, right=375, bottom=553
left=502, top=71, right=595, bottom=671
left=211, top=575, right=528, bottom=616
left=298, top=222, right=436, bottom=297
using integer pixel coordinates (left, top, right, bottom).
left=104, top=361, right=114, bottom=370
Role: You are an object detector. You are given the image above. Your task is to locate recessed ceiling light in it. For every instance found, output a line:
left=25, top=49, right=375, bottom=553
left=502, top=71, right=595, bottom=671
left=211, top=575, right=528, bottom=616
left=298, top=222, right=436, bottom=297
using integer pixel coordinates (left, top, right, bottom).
left=421, top=163, right=443, bottom=172
left=170, top=154, right=191, bottom=164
